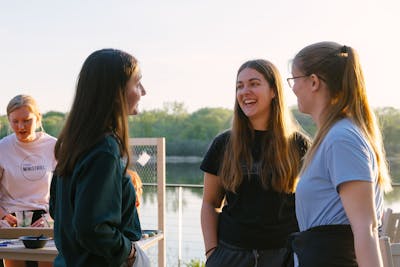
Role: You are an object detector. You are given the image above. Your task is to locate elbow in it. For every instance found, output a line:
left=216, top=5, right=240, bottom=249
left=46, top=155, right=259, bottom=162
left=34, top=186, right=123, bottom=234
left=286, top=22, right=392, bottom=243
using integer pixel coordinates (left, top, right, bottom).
left=74, top=222, right=95, bottom=243
left=371, top=219, right=379, bottom=235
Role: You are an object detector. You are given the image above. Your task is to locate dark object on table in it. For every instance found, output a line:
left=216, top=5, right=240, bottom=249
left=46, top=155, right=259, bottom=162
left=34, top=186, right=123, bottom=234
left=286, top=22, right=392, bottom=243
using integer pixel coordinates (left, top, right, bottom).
left=141, top=229, right=158, bottom=238
left=19, top=235, right=51, bottom=249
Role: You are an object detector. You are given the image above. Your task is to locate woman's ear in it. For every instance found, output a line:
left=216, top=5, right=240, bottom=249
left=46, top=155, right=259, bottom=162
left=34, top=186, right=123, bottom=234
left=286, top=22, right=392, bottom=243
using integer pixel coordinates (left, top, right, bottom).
left=309, top=74, right=321, bottom=92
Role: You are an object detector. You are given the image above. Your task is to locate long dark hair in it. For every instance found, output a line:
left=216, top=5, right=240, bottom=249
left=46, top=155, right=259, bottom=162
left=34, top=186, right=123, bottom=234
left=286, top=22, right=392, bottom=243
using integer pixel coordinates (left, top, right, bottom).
left=55, top=49, right=140, bottom=176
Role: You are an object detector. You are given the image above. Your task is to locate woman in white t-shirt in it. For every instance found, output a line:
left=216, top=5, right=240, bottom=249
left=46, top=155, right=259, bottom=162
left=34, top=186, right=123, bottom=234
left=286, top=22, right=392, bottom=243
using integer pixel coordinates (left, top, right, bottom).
left=0, top=94, right=56, bottom=267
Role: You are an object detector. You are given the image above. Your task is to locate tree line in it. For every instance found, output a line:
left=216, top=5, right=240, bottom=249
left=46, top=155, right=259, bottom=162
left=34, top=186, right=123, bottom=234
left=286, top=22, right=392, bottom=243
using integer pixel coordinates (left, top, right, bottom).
left=1, top=102, right=399, bottom=178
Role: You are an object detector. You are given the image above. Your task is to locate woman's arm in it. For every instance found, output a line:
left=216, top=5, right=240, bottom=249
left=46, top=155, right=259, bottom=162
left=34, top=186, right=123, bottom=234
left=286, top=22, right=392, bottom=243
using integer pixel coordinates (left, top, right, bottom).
left=200, top=172, right=225, bottom=258
left=49, top=173, right=57, bottom=219
left=0, top=166, right=17, bottom=226
left=0, top=166, right=5, bottom=219
left=340, top=180, right=383, bottom=267
left=73, top=152, right=131, bottom=264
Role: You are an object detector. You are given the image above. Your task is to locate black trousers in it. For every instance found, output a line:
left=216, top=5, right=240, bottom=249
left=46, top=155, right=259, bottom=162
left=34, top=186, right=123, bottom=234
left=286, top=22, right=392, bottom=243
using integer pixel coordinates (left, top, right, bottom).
left=288, top=224, right=358, bottom=267
left=206, top=240, right=293, bottom=267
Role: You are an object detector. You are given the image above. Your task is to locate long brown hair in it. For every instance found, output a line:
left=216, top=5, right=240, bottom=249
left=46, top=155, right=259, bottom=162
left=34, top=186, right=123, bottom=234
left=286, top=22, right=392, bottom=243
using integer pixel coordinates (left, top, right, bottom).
left=55, top=49, right=140, bottom=176
left=293, top=41, right=391, bottom=191
left=220, top=59, right=306, bottom=193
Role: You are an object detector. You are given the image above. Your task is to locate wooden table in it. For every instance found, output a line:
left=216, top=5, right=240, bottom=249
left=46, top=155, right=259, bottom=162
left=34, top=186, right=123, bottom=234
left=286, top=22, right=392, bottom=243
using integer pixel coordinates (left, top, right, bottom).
left=0, top=227, right=54, bottom=239
left=0, top=228, right=163, bottom=262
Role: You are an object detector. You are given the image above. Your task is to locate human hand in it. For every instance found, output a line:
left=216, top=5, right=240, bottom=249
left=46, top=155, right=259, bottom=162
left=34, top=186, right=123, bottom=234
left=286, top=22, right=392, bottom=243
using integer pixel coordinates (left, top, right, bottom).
left=205, top=246, right=217, bottom=259
left=2, top=214, right=17, bottom=227
left=126, top=242, right=136, bottom=266
left=126, top=256, right=136, bottom=267
left=31, top=217, right=47, bottom=227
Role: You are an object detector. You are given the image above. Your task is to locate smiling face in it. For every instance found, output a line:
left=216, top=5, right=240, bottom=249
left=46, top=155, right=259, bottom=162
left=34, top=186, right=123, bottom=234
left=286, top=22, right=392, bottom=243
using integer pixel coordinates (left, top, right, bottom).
left=8, top=106, right=40, bottom=142
left=236, top=67, right=275, bottom=130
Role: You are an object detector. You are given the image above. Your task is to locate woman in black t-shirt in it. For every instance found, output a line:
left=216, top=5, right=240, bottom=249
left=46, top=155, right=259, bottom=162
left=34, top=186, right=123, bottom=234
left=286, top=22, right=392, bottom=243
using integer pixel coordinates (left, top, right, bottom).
left=200, top=59, right=310, bottom=267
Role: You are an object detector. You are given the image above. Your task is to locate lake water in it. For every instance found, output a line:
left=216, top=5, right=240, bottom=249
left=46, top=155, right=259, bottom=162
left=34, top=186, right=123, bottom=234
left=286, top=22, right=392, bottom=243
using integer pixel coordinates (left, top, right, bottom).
left=140, top=162, right=400, bottom=267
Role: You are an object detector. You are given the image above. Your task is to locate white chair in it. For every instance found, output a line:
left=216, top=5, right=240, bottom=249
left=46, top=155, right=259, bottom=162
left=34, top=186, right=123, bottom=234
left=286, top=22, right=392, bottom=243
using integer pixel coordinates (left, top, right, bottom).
left=380, top=236, right=395, bottom=267
left=382, top=208, right=400, bottom=243
left=391, top=242, right=400, bottom=267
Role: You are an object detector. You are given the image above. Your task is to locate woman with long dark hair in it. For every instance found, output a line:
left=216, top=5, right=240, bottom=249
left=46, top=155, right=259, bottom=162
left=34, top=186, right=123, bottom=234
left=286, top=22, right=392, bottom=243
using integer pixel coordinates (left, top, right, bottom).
left=49, top=49, right=146, bottom=267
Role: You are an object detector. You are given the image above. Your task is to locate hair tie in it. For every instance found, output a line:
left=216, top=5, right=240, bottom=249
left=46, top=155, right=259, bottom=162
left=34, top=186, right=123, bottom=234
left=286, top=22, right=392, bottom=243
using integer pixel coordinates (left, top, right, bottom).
left=205, top=246, right=217, bottom=256
left=339, top=45, right=348, bottom=57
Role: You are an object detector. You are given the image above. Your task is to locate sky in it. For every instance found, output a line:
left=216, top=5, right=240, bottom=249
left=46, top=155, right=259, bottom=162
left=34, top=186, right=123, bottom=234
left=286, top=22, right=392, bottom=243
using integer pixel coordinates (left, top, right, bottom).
left=1, top=0, right=399, bottom=115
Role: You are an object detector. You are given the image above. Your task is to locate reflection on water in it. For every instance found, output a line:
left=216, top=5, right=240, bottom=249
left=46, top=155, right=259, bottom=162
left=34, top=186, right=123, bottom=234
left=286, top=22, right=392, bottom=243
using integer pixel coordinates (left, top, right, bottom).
left=140, top=186, right=204, bottom=267
left=166, top=162, right=203, bottom=185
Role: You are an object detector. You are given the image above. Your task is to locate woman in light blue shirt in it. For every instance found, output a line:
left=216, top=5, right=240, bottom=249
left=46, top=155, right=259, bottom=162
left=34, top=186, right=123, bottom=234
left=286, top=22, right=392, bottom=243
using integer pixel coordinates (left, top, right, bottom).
left=288, top=42, right=391, bottom=267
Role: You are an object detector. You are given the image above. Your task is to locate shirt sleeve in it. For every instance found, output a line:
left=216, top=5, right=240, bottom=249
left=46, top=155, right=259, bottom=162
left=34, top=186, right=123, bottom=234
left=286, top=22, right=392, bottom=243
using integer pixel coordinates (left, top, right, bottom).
left=200, top=131, right=229, bottom=175
left=327, top=137, right=375, bottom=191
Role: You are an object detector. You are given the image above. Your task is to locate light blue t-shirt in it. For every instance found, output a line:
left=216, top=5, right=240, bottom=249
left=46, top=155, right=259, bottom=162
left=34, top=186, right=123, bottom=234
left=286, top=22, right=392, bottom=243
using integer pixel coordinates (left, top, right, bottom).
left=296, top=118, right=383, bottom=231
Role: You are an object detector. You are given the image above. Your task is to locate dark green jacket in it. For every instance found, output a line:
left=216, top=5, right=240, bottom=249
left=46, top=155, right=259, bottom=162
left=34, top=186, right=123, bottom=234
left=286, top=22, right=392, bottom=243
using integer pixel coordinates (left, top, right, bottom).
left=50, top=135, right=141, bottom=267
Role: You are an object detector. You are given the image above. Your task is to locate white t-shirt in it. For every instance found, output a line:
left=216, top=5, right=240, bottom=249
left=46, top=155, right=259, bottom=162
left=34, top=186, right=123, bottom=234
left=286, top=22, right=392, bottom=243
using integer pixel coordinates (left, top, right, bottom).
left=0, top=132, right=57, bottom=213
left=296, top=118, right=383, bottom=231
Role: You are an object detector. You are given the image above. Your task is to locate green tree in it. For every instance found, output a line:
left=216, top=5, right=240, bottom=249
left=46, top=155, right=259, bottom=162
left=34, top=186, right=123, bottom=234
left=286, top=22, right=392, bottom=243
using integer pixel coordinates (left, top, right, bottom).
left=376, top=107, right=400, bottom=157
left=42, top=111, right=66, bottom=137
left=131, top=102, right=189, bottom=139
left=2, top=104, right=399, bottom=175
left=291, top=107, right=316, bottom=137
left=182, top=107, right=232, bottom=141
left=184, top=259, right=205, bottom=267
left=0, top=115, right=10, bottom=138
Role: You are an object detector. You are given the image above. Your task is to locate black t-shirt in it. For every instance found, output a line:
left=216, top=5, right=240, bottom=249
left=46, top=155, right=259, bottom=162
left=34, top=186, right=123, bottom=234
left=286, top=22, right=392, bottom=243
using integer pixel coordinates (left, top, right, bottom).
left=200, top=129, right=309, bottom=249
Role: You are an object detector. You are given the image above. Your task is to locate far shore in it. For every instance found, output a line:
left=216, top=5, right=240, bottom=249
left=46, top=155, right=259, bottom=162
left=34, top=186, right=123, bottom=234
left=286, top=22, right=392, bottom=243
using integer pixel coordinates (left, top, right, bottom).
left=166, top=156, right=202, bottom=163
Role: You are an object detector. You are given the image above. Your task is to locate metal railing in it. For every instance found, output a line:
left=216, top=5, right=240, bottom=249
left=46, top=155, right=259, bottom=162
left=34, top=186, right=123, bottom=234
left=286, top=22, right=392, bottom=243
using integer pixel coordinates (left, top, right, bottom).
left=129, top=138, right=166, bottom=267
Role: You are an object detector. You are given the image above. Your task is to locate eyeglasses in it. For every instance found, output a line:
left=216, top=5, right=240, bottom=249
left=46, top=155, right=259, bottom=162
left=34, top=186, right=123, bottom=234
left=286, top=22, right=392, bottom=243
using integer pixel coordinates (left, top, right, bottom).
left=286, top=75, right=309, bottom=88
